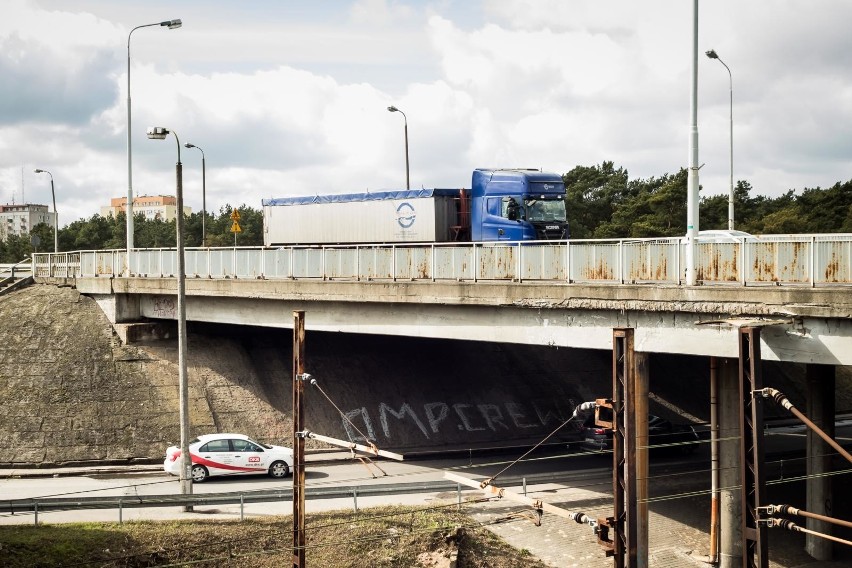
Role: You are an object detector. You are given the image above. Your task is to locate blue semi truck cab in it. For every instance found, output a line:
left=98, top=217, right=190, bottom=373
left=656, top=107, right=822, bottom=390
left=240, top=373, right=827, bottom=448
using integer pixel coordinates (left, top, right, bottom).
left=471, top=169, right=568, bottom=241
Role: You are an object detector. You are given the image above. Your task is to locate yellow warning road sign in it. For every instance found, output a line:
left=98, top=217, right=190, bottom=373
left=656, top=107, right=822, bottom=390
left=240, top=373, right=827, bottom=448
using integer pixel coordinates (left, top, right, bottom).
left=230, top=209, right=241, bottom=222
left=230, top=221, right=242, bottom=233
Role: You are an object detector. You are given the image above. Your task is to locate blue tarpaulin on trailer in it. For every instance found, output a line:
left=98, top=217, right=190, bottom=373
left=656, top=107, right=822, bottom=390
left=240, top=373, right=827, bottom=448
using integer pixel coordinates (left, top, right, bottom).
left=262, top=188, right=460, bottom=207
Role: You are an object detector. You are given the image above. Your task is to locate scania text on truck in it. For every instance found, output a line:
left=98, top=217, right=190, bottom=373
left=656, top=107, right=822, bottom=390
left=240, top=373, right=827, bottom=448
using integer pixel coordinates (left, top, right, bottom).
left=261, top=168, right=569, bottom=246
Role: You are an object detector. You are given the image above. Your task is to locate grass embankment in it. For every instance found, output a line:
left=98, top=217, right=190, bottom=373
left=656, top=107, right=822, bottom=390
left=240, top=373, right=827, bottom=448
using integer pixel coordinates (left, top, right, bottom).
left=0, top=505, right=547, bottom=567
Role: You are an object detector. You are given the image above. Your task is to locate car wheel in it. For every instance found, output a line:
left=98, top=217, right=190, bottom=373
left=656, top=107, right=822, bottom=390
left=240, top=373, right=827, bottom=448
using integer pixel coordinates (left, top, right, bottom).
left=269, top=461, right=290, bottom=478
left=191, top=464, right=209, bottom=482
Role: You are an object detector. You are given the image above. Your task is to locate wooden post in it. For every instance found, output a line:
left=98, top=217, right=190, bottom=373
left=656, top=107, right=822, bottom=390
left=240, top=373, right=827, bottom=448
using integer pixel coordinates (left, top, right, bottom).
left=292, top=311, right=306, bottom=568
left=612, top=328, right=637, bottom=568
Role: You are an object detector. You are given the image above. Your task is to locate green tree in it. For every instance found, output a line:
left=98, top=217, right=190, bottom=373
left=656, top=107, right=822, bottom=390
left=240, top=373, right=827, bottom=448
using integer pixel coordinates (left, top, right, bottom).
left=796, top=181, right=852, bottom=233
left=204, top=204, right=263, bottom=247
left=30, top=223, right=55, bottom=252
left=0, top=234, right=33, bottom=262
left=64, top=214, right=117, bottom=251
left=600, top=169, right=688, bottom=238
left=136, top=217, right=176, bottom=249
left=563, top=162, right=630, bottom=239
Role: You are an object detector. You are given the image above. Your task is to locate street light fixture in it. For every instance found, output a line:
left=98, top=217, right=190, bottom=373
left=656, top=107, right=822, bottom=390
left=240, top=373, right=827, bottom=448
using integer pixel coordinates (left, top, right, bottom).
left=387, top=105, right=410, bottom=190
left=184, top=143, right=207, bottom=247
left=705, top=48, right=735, bottom=230
left=33, top=169, right=58, bottom=253
left=146, top=125, right=192, bottom=508
left=126, top=18, right=182, bottom=273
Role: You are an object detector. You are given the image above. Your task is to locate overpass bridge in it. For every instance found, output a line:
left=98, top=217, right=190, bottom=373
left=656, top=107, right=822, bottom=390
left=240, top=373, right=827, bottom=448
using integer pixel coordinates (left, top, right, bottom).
left=32, top=235, right=852, bottom=365
left=29, top=235, right=852, bottom=565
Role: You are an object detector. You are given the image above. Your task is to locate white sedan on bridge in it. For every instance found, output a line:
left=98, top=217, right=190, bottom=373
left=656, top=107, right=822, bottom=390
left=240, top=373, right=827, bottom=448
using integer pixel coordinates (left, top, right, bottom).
left=164, top=433, right=293, bottom=482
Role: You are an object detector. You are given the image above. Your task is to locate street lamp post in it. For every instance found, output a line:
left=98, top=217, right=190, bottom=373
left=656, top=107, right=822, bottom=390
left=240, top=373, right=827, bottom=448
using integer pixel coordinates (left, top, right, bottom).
left=706, top=49, right=734, bottom=230
left=33, top=169, right=58, bottom=253
left=126, top=18, right=182, bottom=273
left=685, top=0, right=700, bottom=286
left=184, top=143, right=206, bottom=246
left=146, top=125, right=192, bottom=509
left=387, top=105, right=410, bottom=190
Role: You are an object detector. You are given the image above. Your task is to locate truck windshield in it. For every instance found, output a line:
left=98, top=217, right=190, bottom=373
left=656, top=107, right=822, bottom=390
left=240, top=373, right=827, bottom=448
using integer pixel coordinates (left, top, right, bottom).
left=524, top=198, right=566, bottom=222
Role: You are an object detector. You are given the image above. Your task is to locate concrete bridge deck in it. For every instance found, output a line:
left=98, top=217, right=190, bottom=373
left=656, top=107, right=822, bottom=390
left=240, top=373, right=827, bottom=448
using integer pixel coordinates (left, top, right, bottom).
left=27, top=239, right=852, bottom=363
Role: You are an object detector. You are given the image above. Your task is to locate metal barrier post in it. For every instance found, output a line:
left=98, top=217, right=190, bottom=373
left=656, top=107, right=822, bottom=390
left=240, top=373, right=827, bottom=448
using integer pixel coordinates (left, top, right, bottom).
left=517, top=241, right=523, bottom=283
left=240, top=494, right=244, bottom=521
left=523, top=477, right=527, bottom=496
left=457, top=484, right=461, bottom=511
left=810, top=235, right=816, bottom=288
left=353, top=487, right=358, bottom=512
left=119, top=499, right=123, bottom=524
left=34, top=502, right=38, bottom=526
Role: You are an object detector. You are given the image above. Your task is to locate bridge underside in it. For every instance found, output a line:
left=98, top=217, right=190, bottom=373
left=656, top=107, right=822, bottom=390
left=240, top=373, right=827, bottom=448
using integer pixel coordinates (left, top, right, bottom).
left=71, top=276, right=852, bottom=365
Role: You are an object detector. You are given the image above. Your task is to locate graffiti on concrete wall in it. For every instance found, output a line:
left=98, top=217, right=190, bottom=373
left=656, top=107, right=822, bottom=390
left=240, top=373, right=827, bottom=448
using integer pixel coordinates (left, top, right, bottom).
left=342, top=398, right=576, bottom=442
left=153, top=297, right=176, bottom=318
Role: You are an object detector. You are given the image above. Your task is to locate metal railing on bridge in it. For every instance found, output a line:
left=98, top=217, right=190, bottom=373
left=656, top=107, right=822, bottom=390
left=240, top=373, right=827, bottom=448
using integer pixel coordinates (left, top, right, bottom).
left=32, top=234, right=852, bottom=287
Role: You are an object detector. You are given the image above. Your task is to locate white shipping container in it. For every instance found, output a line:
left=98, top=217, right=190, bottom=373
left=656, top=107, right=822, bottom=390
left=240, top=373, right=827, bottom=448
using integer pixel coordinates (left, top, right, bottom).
left=263, top=190, right=459, bottom=246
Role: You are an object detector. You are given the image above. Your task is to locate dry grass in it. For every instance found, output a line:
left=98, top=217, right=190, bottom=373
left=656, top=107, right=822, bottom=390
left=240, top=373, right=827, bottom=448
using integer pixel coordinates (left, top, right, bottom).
left=0, top=505, right=549, bottom=567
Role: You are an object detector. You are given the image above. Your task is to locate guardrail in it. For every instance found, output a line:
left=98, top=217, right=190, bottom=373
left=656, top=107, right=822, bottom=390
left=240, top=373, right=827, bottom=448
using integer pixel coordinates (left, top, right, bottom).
left=1, top=479, right=469, bottom=525
left=0, top=258, right=33, bottom=278
left=31, top=234, right=852, bottom=287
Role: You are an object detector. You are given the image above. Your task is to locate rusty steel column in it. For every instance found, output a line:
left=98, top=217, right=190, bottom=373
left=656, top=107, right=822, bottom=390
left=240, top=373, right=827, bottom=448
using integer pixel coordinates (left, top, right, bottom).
left=292, top=311, right=306, bottom=568
left=739, top=327, right=767, bottom=568
left=805, top=364, right=835, bottom=561
left=709, top=357, right=720, bottom=563
left=612, top=328, right=638, bottom=568
left=634, top=351, right=650, bottom=568
left=718, top=357, right=742, bottom=568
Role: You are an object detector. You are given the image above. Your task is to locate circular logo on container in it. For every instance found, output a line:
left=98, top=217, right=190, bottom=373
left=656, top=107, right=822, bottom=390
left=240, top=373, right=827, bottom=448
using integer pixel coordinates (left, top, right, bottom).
left=396, top=202, right=416, bottom=228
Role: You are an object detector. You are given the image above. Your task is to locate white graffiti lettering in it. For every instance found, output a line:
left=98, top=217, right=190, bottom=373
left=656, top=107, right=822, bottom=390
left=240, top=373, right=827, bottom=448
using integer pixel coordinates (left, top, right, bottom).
left=342, top=400, right=570, bottom=441
left=477, top=404, right=510, bottom=431
left=424, top=402, right=450, bottom=433
left=342, top=407, right=375, bottom=442
left=532, top=401, right=565, bottom=426
left=452, top=404, right=486, bottom=432
left=505, top=402, right=538, bottom=429
left=379, top=402, right=430, bottom=440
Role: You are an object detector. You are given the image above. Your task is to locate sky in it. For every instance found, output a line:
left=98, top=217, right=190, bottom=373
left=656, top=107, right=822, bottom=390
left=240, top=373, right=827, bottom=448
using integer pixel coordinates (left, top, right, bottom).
left=2, top=0, right=852, bottom=227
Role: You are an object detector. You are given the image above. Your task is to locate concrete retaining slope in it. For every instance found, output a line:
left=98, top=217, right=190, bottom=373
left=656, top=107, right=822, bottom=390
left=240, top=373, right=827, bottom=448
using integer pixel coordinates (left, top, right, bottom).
left=0, top=284, right=290, bottom=467
left=1, top=284, right=850, bottom=466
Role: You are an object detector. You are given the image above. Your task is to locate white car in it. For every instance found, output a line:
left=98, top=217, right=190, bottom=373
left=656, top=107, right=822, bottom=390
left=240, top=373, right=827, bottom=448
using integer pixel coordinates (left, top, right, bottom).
left=695, top=229, right=756, bottom=242
left=164, top=433, right=293, bottom=482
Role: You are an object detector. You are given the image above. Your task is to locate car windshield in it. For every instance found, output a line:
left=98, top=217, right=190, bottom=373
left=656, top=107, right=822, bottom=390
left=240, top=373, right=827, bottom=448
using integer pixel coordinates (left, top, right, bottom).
left=524, top=198, right=566, bottom=222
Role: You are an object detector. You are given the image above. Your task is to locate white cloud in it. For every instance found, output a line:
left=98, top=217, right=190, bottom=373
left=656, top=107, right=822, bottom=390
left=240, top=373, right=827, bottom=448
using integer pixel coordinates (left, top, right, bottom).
left=2, top=0, right=852, bottom=230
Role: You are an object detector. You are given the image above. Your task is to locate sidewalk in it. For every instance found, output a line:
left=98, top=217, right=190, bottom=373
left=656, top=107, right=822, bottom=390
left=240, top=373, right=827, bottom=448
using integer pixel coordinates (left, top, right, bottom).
left=465, top=483, right=851, bottom=568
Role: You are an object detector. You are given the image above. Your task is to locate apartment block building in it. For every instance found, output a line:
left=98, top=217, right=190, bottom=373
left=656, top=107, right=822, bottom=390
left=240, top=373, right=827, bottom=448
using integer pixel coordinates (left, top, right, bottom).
left=101, top=195, right=191, bottom=221
left=0, top=203, right=55, bottom=241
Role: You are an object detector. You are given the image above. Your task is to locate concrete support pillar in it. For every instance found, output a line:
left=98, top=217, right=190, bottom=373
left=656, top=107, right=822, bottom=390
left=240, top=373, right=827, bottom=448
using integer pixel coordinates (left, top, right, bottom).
left=806, top=364, right=835, bottom=561
left=718, top=357, right=742, bottom=568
